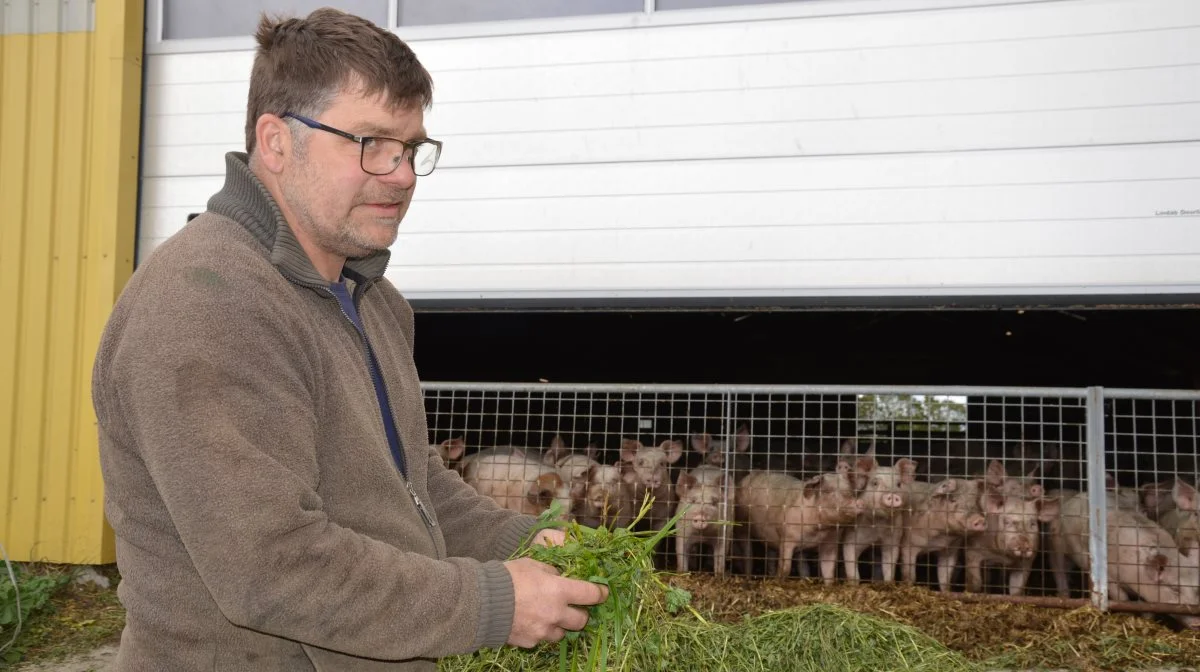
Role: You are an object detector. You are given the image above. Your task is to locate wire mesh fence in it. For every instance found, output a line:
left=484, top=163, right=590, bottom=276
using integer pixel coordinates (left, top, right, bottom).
left=422, top=382, right=1200, bottom=622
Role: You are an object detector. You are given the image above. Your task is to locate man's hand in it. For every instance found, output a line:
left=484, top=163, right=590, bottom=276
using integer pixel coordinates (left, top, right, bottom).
left=504, top=557, right=608, bottom=649
left=532, top=528, right=566, bottom=548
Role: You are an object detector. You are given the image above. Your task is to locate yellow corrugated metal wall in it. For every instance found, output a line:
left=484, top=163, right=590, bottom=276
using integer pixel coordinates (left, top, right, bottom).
left=1, top=0, right=143, bottom=564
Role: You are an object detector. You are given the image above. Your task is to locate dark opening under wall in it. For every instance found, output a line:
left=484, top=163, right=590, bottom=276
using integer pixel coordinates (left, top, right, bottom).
left=412, top=307, right=1200, bottom=390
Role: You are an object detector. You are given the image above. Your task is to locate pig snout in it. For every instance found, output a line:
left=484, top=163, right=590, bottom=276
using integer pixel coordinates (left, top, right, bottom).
left=966, top=513, right=987, bottom=533
left=686, top=504, right=717, bottom=530
left=882, top=493, right=904, bottom=509
left=1008, top=536, right=1036, bottom=558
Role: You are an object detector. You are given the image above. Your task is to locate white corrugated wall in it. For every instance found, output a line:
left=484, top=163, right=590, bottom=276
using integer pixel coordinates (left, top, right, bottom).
left=139, top=0, right=1200, bottom=308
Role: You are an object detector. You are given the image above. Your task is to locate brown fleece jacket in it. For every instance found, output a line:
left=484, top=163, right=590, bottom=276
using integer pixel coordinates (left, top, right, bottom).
left=92, top=152, right=537, bottom=671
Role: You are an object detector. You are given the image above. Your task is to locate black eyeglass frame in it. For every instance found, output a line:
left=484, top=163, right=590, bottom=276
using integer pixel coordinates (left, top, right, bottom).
left=282, top=112, right=443, bottom=177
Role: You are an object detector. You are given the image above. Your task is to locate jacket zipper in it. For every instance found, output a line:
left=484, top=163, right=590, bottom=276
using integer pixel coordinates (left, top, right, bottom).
left=324, top=285, right=441, bottom=554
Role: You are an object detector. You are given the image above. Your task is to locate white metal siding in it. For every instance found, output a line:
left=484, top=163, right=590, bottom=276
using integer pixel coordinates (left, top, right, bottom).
left=138, top=0, right=1200, bottom=307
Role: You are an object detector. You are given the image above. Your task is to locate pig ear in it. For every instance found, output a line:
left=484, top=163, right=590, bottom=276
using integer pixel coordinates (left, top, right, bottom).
left=1173, top=480, right=1198, bottom=513
left=690, top=433, right=711, bottom=456
left=1178, top=534, right=1200, bottom=560
left=1140, top=481, right=1166, bottom=511
left=864, top=441, right=877, bottom=458
left=442, top=437, right=466, bottom=461
left=801, top=474, right=823, bottom=500
left=1036, top=497, right=1060, bottom=522
left=585, top=442, right=599, bottom=461
left=1025, top=464, right=1041, bottom=479
left=984, top=489, right=1005, bottom=514
left=896, top=458, right=918, bottom=485
left=985, top=460, right=1006, bottom=486
left=840, top=438, right=858, bottom=457
left=661, top=440, right=684, bottom=464
left=676, top=471, right=697, bottom=498
left=735, top=424, right=751, bottom=453
left=855, top=456, right=876, bottom=475
left=1105, top=472, right=1116, bottom=489
left=620, top=439, right=642, bottom=462
left=932, top=479, right=958, bottom=496
left=544, top=437, right=570, bottom=465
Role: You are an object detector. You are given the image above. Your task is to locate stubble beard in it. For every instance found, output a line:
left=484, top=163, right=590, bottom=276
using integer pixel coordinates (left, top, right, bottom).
left=280, top=167, right=402, bottom=261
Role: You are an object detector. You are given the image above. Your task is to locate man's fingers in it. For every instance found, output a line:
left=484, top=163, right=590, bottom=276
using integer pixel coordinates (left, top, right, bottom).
left=561, top=577, right=608, bottom=606
left=560, top=605, right=591, bottom=632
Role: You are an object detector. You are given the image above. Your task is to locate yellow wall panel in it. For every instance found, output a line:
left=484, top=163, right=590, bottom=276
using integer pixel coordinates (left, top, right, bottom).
left=1, top=0, right=142, bottom=564
left=0, top=33, right=34, bottom=562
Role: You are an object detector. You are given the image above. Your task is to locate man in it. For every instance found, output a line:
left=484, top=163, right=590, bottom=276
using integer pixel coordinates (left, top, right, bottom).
left=91, top=8, right=606, bottom=671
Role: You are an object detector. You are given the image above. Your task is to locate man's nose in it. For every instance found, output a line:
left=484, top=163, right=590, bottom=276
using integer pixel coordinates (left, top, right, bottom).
left=378, top=157, right=417, bottom=189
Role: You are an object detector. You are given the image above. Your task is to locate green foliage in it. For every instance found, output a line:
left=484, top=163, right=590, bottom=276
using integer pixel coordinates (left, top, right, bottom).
left=858, top=394, right=968, bottom=434
left=441, top=495, right=693, bottom=672
left=0, top=564, right=73, bottom=664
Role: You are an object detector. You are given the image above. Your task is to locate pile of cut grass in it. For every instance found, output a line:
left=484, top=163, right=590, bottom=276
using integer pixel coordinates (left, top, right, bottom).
left=672, top=574, right=1200, bottom=672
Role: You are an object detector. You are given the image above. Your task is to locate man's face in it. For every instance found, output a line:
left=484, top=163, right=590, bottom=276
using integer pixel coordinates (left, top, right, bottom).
left=279, top=88, right=425, bottom=260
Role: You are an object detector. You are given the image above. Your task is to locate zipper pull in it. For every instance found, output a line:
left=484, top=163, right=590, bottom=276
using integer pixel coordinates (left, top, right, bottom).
left=407, top=481, right=436, bottom=528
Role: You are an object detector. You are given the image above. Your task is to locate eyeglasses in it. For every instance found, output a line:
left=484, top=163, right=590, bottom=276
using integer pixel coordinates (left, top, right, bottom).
left=282, top=112, right=443, bottom=177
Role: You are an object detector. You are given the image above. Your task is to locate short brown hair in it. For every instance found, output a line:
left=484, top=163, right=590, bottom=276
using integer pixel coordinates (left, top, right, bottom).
left=245, top=8, right=434, bottom=155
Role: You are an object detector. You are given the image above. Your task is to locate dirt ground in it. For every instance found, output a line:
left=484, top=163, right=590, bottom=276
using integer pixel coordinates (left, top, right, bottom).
left=12, top=645, right=116, bottom=672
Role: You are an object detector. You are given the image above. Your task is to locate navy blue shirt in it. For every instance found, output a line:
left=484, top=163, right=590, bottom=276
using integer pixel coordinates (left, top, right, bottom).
left=329, top=280, right=408, bottom=478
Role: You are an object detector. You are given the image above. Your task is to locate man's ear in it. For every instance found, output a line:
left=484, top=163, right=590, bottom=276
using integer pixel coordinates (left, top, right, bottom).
left=255, top=113, right=291, bottom=173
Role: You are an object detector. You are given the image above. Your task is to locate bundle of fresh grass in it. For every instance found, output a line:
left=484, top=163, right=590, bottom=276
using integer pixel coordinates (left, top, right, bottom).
left=438, top=498, right=977, bottom=672
left=440, top=496, right=695, bottom=672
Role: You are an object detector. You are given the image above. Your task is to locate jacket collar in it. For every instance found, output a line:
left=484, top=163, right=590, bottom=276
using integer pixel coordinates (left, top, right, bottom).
left=206, top=151, right=391, bottom=288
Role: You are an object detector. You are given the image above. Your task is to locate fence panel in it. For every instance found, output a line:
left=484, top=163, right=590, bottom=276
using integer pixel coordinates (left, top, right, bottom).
left=421, top=382, right=1200, bottom=620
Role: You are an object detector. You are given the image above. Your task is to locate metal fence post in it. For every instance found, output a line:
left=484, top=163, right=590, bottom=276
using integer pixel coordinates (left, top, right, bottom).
left=720, top=392, right=735, bottom=575
left=1085, top=386, right=1109, bottom=612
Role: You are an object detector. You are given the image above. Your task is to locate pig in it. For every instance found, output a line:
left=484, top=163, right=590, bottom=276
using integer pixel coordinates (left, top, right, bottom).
left=1104, top=472, right=1145, bottom=513
left=1141, top=479, right=1180, bottom=521
left=964, top=470, right=1060, bottom=596
left=1156, top=479, right=1200, bottom=549
left=454, top=446, right=523, bottom=476
left=981, top=459, right=1044, bottom=500
left=527, top=435, right=594, bottom=472
left=543, top=436, right=602, bottom=487
left=901, top=478, right=989, bottom=592
left=619, top=438, right=684, bottom=530
left=571, top=463, right=636, bottom=530
left=674, top=465, right=737, bottom=577
left=841, top=448, right=918, bottom=585
left=690, top=424, right=752, bottom=474
left=1048, top=489, right=1200, bottom=628
left=735, top=463, right=864, bottom=583
left=1010, top=440, right=1084, bottom=493
left=431, top=437, right=466, bottom=468
left=461, top=451, right=573, bottom=518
